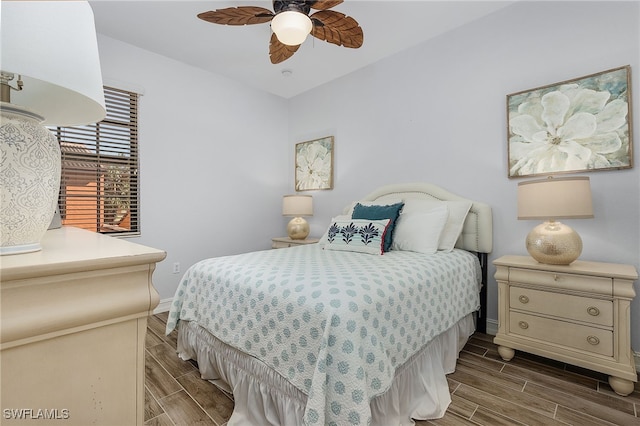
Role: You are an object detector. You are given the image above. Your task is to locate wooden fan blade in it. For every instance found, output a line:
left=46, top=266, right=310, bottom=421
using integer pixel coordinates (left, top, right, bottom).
left=198, top=6, right=274, bottom=25
left=311, top=10, right=363, bottom=48
left=269, top=33, right=300, bottom=64
left=310, top=0, right=343, bottom=11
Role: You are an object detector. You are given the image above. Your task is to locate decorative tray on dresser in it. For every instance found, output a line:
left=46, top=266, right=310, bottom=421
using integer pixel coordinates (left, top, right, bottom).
left=493, top=255, right=637, bottom=396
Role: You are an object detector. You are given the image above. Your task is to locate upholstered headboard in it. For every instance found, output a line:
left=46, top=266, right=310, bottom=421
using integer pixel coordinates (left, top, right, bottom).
left=359, top=182, right=493, bottom=254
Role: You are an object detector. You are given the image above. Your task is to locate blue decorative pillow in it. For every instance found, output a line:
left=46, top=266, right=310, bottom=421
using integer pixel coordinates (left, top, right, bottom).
left=351, top=202, right=404, bottom=252
left=323, top=219, right=391, bottom=255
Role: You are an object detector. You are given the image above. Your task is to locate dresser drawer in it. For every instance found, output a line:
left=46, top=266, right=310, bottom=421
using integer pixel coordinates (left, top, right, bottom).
left=510, top=287, right=613, bottom=326
left=509, top=268, right=611, bottom=293
left=509, top=312, right=613, bottom=357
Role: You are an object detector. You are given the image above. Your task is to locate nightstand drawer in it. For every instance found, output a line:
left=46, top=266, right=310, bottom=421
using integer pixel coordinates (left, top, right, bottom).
left=509, top=312, right=613, bottom=357
left=510, top=268, right=611, bottom=292
left=272, top=237, right=319, bottom=249
left=510, top=287, right=613, bottom=326
left=272, top=240, right=295, bottom=248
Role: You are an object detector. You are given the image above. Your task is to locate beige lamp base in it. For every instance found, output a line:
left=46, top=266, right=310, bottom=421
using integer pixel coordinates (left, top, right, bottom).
left=526, top=220, right=582, bottom=265
left=287, top=217, right=309, bottom=240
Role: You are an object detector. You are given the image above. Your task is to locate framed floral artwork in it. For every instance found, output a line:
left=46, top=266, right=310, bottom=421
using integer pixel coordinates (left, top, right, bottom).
left=295, top=136, right=334, bottom=191
left=507, top=65, right=633, bottom=178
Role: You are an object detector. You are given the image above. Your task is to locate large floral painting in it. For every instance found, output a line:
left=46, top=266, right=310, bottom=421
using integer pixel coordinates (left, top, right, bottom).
left=507, top=66, right=632, bottom=178
left=295, top=136, right=334, bottom=191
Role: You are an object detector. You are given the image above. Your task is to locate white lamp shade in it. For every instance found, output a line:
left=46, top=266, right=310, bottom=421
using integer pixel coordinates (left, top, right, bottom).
left=1, top=1, right=106, bottom=126
left=271, top=11, right=312, bottom=46
left=282, top=195, right=313, bottom=217
left=518, top=176, right=594, bottom=220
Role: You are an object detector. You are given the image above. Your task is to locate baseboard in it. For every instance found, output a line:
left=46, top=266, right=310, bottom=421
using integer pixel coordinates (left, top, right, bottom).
left=635, top=352, right=640, bottom=372
left=485, top=318, right=498, bottom=336
left=154, top=297, right=172, bottom=314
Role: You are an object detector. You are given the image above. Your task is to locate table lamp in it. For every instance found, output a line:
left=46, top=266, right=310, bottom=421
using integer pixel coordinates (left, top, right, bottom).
left=518, top=176, right=593, bottom=265
left=1, top=1, right=106, bottom=255
left=282, top=195, right=313, bottom=239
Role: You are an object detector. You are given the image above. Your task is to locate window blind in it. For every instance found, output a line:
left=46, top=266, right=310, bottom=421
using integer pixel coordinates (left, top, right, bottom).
left=53, top=86, right=139, bottom=236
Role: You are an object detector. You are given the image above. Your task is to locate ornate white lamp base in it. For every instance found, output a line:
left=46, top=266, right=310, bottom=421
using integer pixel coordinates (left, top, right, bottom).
left=287, top=217, right=309, bottom=240
left=526, top=220, right=582, bottom=265
left=1, top=102, right=61, bottom=255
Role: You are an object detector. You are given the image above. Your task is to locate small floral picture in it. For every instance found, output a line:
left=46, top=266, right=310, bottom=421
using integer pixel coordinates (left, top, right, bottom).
left=507, top=66, right=632, bottom=178
left=295, top=136, right=334, bottom=191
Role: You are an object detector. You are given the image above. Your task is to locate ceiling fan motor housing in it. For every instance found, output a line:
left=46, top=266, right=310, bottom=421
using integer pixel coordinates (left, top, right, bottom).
left=273, top=0, right=312, bottom=15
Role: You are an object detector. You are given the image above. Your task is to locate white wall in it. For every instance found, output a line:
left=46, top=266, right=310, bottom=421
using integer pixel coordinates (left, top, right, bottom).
left=97, top=35, right=290, bottom=300
left=288, top=2, right=640, bottom=349
left=96, top=1, right=640, bottom=349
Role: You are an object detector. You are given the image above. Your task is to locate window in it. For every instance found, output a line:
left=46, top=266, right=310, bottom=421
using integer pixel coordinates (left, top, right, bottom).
left=52, top=86, right=139, bottom=236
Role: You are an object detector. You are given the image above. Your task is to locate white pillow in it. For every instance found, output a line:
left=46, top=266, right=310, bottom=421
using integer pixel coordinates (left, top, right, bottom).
left=391, top=205, right=449, bottom=254
left=401, top=199, right=472, bottom=252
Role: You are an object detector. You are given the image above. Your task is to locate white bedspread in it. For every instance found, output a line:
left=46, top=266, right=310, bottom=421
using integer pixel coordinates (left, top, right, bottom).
left=167, top=245, right=481, bottom=426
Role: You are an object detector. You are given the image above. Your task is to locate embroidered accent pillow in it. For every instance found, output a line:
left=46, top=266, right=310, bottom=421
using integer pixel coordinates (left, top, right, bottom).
left=351, top=202, right=404, bottom=252
left=323, top=219, right=391, bottom=255
left=318, top=215, right=351, bottom=247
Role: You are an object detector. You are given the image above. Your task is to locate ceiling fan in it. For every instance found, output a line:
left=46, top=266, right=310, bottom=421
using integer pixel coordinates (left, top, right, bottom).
left=197, top=0, right=364, bottom=64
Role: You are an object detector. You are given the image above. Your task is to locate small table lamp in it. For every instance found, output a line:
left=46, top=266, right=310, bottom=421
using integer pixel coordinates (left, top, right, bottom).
left=518, top=176, right=593, bottom=265
left=282, top=195, right=313, bottom=240
left=1, top=1, right=106, bottom=255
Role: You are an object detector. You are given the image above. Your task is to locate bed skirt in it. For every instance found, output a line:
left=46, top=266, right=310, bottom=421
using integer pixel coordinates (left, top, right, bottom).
left=176, top=313, right=475, bottom=426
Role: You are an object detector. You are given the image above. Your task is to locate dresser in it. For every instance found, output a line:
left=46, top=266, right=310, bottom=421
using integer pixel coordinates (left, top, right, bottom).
left=271, top=236, right=319, bottom=248
left=0, top=227, right=166, bottom=425
left=493, top=255, right=637, bottom=396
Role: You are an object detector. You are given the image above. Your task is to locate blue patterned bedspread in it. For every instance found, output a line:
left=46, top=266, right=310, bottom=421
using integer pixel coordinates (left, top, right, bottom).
left=167, top=245, right=481, bottom=426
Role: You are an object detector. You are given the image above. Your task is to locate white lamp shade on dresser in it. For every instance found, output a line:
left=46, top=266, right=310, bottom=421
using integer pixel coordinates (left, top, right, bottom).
left=1, top=1, right=106, bottom=126
left=0, top=1, right=106, bottom=255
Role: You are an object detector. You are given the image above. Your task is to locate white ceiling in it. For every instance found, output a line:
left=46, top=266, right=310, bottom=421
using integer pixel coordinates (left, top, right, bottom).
left=89, top=1, right=514, bottom=99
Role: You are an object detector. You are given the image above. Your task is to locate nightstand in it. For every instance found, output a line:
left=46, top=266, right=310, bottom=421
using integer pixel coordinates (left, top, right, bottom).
left=272, top=237, right=319, bottom=249
left=493, top=255, right=637, bottom=396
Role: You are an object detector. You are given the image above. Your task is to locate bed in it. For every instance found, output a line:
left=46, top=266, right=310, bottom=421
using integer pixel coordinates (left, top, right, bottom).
left=166, top=182, right=492, bottom=426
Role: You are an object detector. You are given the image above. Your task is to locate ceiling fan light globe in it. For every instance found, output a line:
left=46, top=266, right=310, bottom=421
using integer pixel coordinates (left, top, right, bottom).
left=271, top=11, right=312, bottom=46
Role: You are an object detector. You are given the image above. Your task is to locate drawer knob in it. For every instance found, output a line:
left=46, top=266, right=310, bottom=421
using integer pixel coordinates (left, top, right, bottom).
left=518, top=321, right=529, bottom=330
left=518, top=295, right=529, bottom=304
left=553, top=274, right=559, bottom=281
left=587, top=336, right=600, bottom=345
left=587, top=306, right=600, bottom=316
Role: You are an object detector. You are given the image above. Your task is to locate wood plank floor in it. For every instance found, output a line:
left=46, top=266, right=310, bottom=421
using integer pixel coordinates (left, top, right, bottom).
left=145, top=312, right=640, bottom=425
